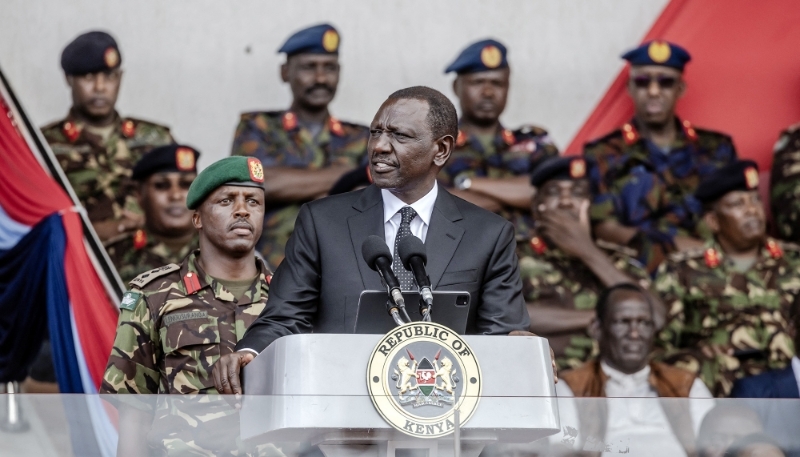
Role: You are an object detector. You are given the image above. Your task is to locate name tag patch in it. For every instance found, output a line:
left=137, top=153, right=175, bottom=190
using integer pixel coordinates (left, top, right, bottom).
left=164, top=311, right=208, bottom=326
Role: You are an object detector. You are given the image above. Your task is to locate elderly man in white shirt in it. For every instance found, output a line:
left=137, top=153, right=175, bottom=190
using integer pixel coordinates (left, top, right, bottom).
left=551, top=283, right=714, bottom=456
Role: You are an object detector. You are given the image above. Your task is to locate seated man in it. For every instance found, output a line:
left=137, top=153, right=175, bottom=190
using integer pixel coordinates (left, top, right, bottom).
left=583, top=41, right=737, bottom=273
left=520, top=156, right=656, bottom=370
left=656, top=160, right=799, bottom=397
left=770, top=122, right=800, bottom=242
left=731, top=298, right=799, bottom=399
left=105, top=144, right=199, bottom=284
left=556, top=283, right=713, bottom=456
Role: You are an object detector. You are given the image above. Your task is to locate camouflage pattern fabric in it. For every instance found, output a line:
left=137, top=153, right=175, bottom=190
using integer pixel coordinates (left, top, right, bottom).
left=583, top=118, right=737, bottom=273
left=518, top=237, right=651, bottom=370
left=41, top=110, right=173, bottom=223
left=439, top=122, right=559, bottom=238
left=654, top=237, right=799, bottom=397
left=231, top=110, right=368, bottom=267
left=770, top=123, right=800, bottom=242
left=105, top=229, right=199, bottom=284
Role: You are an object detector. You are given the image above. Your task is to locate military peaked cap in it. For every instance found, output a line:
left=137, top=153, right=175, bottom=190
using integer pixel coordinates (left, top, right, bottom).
left=186, top=156, right=265, bottom=209
left=621, top=40, right=691, bottom=71
left=445, top=39, right=508, bottom=74
left=61, top=31, right=122, bottom=75
left=695, top=160, right=760, bottom=204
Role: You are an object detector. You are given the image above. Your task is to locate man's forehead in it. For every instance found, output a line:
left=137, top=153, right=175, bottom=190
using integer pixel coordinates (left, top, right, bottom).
left=458, top=67, right=510, bottom=82
left=372, top=98, right=429, bottom=126
left=629, top=65, right=682, bottom=77
left=288, top=53, right=339, bottom=65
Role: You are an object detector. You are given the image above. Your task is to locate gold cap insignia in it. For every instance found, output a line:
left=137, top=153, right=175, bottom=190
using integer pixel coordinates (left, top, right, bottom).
left=248, top=157, right=264, bottom=183
left=480, top=45, right=502, bottom=69
left=744, top=166, right=759, bottom=189
left=104, top=47, right=119, bottom=68
left=175, top=147, right=196, bottom=171
left=648, top=41, right=671, bottom=64
left=570, top=158, right=586, bottom=179
left=322, top=29, right=339, bottom=53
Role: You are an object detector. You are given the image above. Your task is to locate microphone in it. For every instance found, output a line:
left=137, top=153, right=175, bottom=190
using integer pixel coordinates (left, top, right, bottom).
left=361, top=236, right=408, bottom=325
left=397, top=235, right=433, bottom=320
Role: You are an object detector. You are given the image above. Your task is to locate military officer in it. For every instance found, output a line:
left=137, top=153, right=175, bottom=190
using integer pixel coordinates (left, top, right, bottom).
left=101, top=156, right=272, bottom=455
left=655, top=160, right=799, bottom=397
left=584, top=41, right=737, bottom=273
left=770, top=122, right=800, bottom=242
left=521, top=156, right=655, bottom=370
left=105, top=144, right=200, bottom=284
left=231, top=23, right=369, bottom=267
left=441, top=39, right=559, bottom=237
left=41, top=31, right=174, bottom=243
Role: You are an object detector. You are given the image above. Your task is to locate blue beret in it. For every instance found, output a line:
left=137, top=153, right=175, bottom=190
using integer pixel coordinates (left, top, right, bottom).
left=530, top=156, right=588, bottom=187
left=131, top=144, right=200, bottom=181
left=61, top=31, right=121, bottom=76
left=695, top=160, right=760, bottom=204
left=621, top=40, right=691, bottom=71
left=278, top=23, right=340, bottom=56
left=445, top=39, right=508, bottom=74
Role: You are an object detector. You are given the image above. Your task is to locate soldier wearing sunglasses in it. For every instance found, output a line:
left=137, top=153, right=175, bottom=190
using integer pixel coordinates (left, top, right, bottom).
left=583, top=41, right=737, bottom=273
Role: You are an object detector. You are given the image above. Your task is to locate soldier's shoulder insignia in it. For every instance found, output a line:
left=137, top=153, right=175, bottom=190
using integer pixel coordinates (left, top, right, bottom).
left=765, top=238, right=784, bottom=259
left=680, top=119, right=698, bottom=142
left=596, top=239, right=637, bottom=257
left=119, top=290, right=143, bottom=311
left=129, top=263, right=180, bottom=288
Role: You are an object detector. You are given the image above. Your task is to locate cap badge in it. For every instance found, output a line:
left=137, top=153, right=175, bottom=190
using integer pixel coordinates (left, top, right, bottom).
left=121, top=120, right=136, bottom=138
left=104, top=47, right=119, bottom=68
left=176, top=147, right=196, bottom=171
left=248, top=157, right=265, bottom=183
left=570, top=159, right=586, bottom=179
left=647, top=41, right=671, bottom=64
left=322, top=29, right=339, bottom=53
left=744, top=166, right=759, bottom=189
left=480, top=45, right=502, bottom=69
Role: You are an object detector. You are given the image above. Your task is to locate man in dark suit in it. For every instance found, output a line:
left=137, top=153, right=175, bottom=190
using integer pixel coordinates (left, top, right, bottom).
left=731, top=300, right=800, bottom=398
left=212, top=86, right=532, bottom=394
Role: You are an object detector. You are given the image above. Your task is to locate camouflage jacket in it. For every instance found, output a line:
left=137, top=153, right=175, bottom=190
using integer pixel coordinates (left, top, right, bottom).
left=770, top=123, right=800, bottom=241
left=439, top=122, right=559, bottom=238
left=583, top=118, right=737, bottom=272
left=231, top=110, right=368, bottom=267
left=105, top=229, right=199, bottom=284
left=100, top=251, right=270, bottom=395
left=654, top=237, right=799, bottom=396
left=518, top=236, right=650, bottom=370
left=41, top=110, right=173, bottom=223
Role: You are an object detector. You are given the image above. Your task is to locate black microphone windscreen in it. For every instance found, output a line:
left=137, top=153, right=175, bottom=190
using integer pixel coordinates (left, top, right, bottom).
left=397, top=235, right=427, bottom=270
left=362, top=235, right=392, bottom=271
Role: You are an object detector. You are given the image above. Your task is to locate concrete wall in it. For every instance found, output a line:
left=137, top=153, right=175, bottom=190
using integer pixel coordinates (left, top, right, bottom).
left=0, top=0, right=668, bottom=168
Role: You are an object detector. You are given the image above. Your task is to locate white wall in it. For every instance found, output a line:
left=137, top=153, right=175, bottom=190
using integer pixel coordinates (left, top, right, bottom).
left=0, top=0, right=667, bottom=168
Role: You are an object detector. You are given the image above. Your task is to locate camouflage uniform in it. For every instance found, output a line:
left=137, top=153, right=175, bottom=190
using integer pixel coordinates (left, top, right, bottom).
left=654, top=237, right=799, bottom=397
left=41, top=110, right=173, bottom=223
left=770, top=123, right=800, bottom=242
left=105, top=229, right=199, bottom=284
left=518, top=236, right=651, bottom=370
left=231, top=111, right=368, bottom=267
left=583, top=118, right=737, bottom=272
left=439, top=123, right=559, bottom=238
left=101, top=251, right=273, bottom=455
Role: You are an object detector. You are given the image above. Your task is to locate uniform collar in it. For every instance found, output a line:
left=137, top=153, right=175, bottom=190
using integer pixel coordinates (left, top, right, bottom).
left=703, top=236, right=783, bottom=270
left=623, top=116, right=697, bottom=148
left=455, top=119, right=513, bottom=148
left=62, top=109, right=135, bottom=142
left=182, top=250, right=269, bottom=304
left=281, top=110, right=345, bottom=137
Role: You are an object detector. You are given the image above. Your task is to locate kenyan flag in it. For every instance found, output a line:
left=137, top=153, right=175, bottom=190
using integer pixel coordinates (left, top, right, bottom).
left=416, top=358, right=436, bottom=396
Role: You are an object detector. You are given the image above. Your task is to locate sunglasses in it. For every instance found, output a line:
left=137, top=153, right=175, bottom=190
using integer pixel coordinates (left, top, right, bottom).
left=631, top=75, right=678, bottom=89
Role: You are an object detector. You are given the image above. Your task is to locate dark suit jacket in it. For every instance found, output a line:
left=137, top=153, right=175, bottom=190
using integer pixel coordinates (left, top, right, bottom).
left=730, top=365, right=800, bottom=399
left=237, top=184, right=530, bottom=353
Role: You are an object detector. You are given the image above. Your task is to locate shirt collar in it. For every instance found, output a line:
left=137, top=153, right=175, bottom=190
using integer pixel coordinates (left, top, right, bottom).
left=600, top=360, right=651, bottom=383
left=381, top=182, right=438, bottom=226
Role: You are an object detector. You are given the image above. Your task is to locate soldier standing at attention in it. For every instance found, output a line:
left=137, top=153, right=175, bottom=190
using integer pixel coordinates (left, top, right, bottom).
left=231, top=23, right=369, bottom=267
left=41, top=31, right=174, bottom=243
left=520, top=156, right=656, bottom=370
left=584, top=41, right=737, bottom=273
left=105, top=144, right=200, bottom=284
left=101, top=156, right=272, bottom=455
left=770, top=122, right=800, bottom=242
left=655, top=160, right=799, bottom=397
left=441, top=39, right=558, bottom=237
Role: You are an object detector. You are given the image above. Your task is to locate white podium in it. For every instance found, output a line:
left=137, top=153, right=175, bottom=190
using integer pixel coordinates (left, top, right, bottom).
left=240, top=334, right=559, bottom=457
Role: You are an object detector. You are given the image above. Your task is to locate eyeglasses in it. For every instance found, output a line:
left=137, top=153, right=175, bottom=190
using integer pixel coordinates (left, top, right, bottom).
left=631, top=75, right=677, bottom=89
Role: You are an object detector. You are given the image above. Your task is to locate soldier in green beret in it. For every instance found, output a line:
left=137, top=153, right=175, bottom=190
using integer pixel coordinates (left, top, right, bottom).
left=655, top=160, right=800, bottom=397
left=41, top=31, right=174, bottom=243
left=101, top=156, right=275, bottom=456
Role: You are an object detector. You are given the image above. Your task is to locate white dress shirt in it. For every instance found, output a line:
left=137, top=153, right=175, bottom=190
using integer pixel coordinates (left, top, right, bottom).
left=381, top=183, right=438, bottom=258
left=793, top=356, right=800, bottom=395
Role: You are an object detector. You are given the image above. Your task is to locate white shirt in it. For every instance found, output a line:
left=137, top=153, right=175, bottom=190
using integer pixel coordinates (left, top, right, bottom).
left=551, top=361, right=715, bottom=456
left=381, top=183, right=438, bottom=258
left=793, top=356, right=800, bottom=395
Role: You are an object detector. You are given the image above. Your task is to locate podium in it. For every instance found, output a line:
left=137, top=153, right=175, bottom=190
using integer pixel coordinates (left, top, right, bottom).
left=240, top=334, right=559, bottom=457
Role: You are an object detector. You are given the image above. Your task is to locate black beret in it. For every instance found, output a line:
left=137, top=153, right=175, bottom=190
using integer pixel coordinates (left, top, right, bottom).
left=278, top=23, right=339, bottom=56
left=530, top=156, right=588, bottom=187
left=131, top=144, right=200, bottom=181
left=695, top=160, right=760, bottom=204
left=61, top=31, right=122, bottom=76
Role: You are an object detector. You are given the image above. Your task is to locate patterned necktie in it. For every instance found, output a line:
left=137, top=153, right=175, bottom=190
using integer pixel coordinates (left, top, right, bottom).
left=393, top=206, right=418, bottom=290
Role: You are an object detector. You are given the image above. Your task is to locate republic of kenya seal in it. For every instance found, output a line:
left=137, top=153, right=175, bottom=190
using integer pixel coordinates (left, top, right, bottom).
left=366, top=321, right=482, bottom=438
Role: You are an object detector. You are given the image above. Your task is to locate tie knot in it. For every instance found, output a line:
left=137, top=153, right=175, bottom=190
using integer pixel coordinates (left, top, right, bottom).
left=399, top=206, right=417, bottom=225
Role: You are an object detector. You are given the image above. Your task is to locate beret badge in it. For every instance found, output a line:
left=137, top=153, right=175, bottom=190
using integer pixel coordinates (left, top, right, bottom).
left=647, top=41, right=671, bottom=64
left=480, top=45, right=502, bottom=69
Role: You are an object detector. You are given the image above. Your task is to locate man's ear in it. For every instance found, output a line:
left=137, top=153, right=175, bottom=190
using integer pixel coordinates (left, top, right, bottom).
left=676, top=78, right=687, bottom=99
left=280, top=61, right=290, bottom=83
left=452, top=77, right=460, bottom=97
left=65, top=74, right=74, bottom=88
left=433, top=134, right=454, bottom=167
left=192, top=211, right=202, bottom=230
left=135, top=183, right=145, bottom=209
left=588, top=317, right=602, bottom=342
left=704, top=210, right=720, bottom=234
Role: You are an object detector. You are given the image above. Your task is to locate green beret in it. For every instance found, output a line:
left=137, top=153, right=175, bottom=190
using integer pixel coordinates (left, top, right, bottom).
left=186, top=156, right=265, bottom=209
